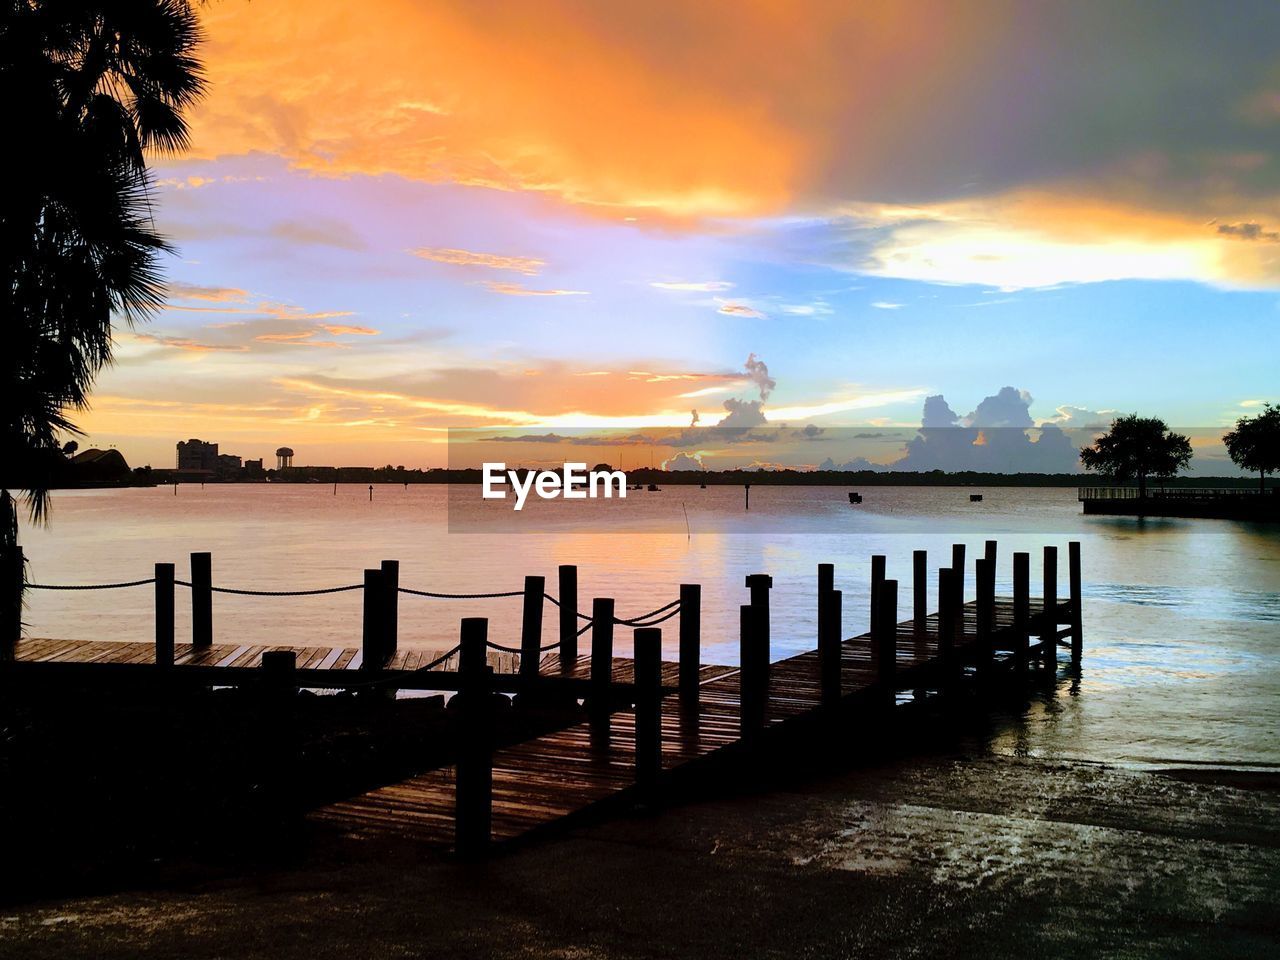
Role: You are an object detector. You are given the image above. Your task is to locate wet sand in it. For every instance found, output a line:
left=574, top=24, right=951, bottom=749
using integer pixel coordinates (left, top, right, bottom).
left=2, top=752, right=1276, bottom=959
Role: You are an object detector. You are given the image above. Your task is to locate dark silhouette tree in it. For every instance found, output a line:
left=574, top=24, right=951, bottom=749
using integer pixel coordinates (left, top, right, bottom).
left=61, top=440, right=78, bottom=457
left=1079, top=415, right=1192, bottom=496
left=1, top=1, right=204, bottom=552
left=1223, top=403, right=1280, bottom=492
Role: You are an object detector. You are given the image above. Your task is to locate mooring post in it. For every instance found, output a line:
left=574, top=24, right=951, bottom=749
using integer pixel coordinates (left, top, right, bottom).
left=589, top=597, right=615, bottom=726
left=678, top=583, right=701, bottom=706
left=739, top=604, right=761, bottom=738
left=821, top=589, right=842, bottom=709
left=951, top=543, right=966, bottom=595
left=558, top=564, right=578, bottom=670
left=745, top=574, right=772, bottom=650
left=1042, top=546, right=1058, bottom=668
left=2, top=545, right=23, bottom=659
left=1013, top=551, right=1030, bottom=675
left=870, top=554, right=886, bottom=635
left=937, top=567, right=957, bottom=675
left=455, top=616, right=492, bottom=858
left=519, top=574, right=546, bottom=680
left=191, top=551, right=212, bottom=648
left=361, top=568, right=386, bottom=668
left=262, top=649, right=297, bottom=702
left=154, top=562, right=174, bottom=668
left=634, top=627, right=663, bottom=802
left=985, top=539, right=997, bottom=570
left=912, top=550, right=927, bottom=638
left=975, top=558, right=994, bottom=673
left=380, top=560, right=399, bottom=661
left=875, top=579, right=898, bottom=700
left=1068, top=541, right=1083, bottom=664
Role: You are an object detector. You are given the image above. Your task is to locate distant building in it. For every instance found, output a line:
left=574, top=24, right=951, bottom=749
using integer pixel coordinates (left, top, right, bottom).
left=243, top=458, right=264, bottom=477
left=217, top=453, right=242, bottom=471
left=276, top=446, right=294, bottom=469
left=177, top=438, right=218, bottom=472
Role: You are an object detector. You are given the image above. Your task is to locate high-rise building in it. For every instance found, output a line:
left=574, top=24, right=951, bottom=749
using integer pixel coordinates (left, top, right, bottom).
left=176, top=438, right=219, bottom=472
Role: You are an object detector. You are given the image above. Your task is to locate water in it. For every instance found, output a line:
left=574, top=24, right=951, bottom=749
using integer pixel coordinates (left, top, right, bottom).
left=16, top=484, right=1280, bottom=771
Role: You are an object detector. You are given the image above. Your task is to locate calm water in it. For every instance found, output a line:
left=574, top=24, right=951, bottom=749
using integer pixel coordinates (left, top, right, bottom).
left=17, top=484, right=1280, bottom=771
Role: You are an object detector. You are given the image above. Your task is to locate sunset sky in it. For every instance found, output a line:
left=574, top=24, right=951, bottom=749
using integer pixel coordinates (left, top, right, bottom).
left=82, top=0, right=1280, bottom=469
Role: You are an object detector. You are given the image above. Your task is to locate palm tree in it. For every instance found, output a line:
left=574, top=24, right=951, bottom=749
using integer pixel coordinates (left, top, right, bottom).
left=2, top=0, right=204, bottom=544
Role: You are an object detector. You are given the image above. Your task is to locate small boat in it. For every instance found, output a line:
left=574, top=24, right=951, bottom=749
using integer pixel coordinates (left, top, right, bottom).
left=647, top=483, right=660, bottom=491
left=969, top=494, right=983, bottom=502
left=848, top=492, right=862, bottom=504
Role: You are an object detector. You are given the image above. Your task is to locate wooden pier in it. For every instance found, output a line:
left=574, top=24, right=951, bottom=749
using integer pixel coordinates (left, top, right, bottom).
left=1, top=540, right=1084, bottom=857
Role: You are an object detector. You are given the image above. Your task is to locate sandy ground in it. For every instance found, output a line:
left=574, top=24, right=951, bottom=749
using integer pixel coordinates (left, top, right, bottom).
left=1, top=749, right=1276, bottom=960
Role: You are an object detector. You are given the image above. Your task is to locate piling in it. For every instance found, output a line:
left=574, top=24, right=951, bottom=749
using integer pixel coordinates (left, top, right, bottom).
left=558, top=564, right=579, bottom=670
left=821, top=588, right=842, bottom=709
left=191, top=551, right=212, bottom=648
left=678, top=583, right=701, bottom=706
left=912, top=550, right=928, bottom=637
left=362, top=568, right=387, bottom=668
left=154, top=562, right=174, bottom=668
left=519, top=575, right=546, bottom=679
left=261, top=649, right=297, bottom=702
left=381, top=560, right=399, bottom=660
left=951, top=543, right=966, bottom=593
left=2, top=545, right=22, bottom=659
left=1013, top=551, right=1030, bottom=675
left=589, top=597, right=615, bottom=725
left=455, top=617, right=492, bottom=858
left=975, top=557, right=994, bottom=672
left=937, top=567, right=957, bottom=676
left=870, top=555, right=886, bottom=635
left=1069, top=540, right=1083, bottom=664
left=874, top=579, right=898, bottom=697
left=739, top=604, right=767, bottom=738
left=633, top=627, right=663, bottom=801
left=1042, top=545, right=1058, bottom=668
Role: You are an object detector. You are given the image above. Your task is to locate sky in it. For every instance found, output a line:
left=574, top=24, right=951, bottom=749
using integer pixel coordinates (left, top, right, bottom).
left=80, top=0, right=1280, bottom=471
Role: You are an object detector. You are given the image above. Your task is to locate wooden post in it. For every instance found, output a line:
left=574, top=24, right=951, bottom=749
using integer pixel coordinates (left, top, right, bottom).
left=633, top=627, right=662, bottom=800
left=262, top=649, right=297, bottom=701
left=739, top=604, right=763, bottom=738
left=937, top=568, right=957, bottom=674
left=155, top=562, right=174, bottom=667
left=951, top=544, right=966, bottom=594
left=875, top=579, right=898, bottom=694
left=678, top=583, right=701, bottom=706
left=984, top=539, right=997, bottom=569
left=519, top=574, right=546, bottom=679
left=818, top=563, right=834, bottom=600
left=1069, top=541, right=1083, bottom=664
left=975, top=558, right=994, bottom=673
left=2, top=545, right=22, bottom=659
left=589, top=597, right=615, bottom=725
left=821, top=589, right=842, bottom=709
left=1013, top=551, right=1030, bottom=675
left=1042, top=546, right=1058, bottom=668
left=870, top=554, right=885, bottom=636
left=455, top=617, right=492, bottom=858
left=380, top=559, right=399, bottom=660
left=558, top=564, right=578, bottom=670
left=912, top=550, right=927, bottom=637
left=191, top=551, right=212, bottom=648
left=744, top=574, right=772, bottom=651
left=361, top=568, right=386, bottom=668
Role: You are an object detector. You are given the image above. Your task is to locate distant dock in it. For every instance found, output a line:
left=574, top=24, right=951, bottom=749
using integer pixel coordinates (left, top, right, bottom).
left=1080, top=486, right=1280, bottom=522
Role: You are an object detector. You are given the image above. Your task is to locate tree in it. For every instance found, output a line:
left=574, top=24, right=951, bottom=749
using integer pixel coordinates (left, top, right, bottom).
left=1079, top=415, right=1192, bottom=496
left=1223, top=403, right=1280, bottom=492
left=1, top=1, right=204, bottom=549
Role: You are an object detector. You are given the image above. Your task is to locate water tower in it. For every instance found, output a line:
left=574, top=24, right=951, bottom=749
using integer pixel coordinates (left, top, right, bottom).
left=275, top=446, right=294, bottom=470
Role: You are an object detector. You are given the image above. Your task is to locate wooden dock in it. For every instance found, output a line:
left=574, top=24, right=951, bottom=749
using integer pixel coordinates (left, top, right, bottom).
left=1, top=539, right=1084, bottom=856
left=310, top=592, right=1073, bottom=848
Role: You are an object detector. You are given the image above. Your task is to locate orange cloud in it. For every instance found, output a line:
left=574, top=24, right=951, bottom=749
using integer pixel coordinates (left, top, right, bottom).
left=482, top=281, right=587, bottom=296
left=319, top=324, right=380, bottom=335
left=408, top=246, right=545, bottom=274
